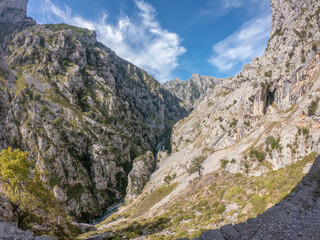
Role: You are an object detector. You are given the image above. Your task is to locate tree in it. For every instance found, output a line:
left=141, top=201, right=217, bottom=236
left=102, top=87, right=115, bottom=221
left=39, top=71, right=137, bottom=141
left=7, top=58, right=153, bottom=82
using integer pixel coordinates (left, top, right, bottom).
left=0, top=147, right=33, bottom=208
left=187, top=156, right=206, bottom=179
left=0, top=148, right=77, bottom=238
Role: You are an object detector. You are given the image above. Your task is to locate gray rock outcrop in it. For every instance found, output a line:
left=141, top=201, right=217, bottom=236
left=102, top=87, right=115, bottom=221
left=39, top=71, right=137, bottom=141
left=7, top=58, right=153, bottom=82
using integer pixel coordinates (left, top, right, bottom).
left=126, top=151, right=156, bottom=201
left=0, top=222, right=56, bottom=240
left=0, top=194, right=17, bottom=224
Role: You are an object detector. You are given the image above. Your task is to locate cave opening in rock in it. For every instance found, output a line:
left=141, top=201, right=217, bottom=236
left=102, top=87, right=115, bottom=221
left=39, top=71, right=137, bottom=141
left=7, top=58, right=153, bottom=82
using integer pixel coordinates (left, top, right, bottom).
left=266, top=89, right=275, bottom=108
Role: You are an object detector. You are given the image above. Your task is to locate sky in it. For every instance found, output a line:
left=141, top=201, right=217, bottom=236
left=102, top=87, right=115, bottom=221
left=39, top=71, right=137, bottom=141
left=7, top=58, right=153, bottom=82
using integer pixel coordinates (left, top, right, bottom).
left=27, top=0, right=271, bottom=83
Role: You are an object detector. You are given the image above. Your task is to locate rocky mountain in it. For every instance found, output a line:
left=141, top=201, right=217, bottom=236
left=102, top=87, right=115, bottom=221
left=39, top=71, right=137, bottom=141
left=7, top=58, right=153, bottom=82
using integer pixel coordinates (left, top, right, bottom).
left=163, top=74, right=220, bottom=111
left=83, top=0, right=320, bottom=239
left=0, top=0, right=187, bottom=222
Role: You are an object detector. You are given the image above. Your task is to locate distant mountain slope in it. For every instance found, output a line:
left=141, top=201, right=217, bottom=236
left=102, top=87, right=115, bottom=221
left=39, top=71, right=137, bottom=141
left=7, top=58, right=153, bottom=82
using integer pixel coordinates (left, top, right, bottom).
left=0, top=0, right=187, bottom=221
left=163, top=74, right=220, bottom=111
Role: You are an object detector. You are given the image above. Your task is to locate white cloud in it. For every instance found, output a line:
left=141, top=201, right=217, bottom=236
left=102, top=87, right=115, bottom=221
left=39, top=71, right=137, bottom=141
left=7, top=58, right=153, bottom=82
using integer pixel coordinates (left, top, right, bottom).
left=41, top=0, right=186, bottom=82
left=208, top=14, right=271, bottom=73
left=193, top=0, right=269, bottom=23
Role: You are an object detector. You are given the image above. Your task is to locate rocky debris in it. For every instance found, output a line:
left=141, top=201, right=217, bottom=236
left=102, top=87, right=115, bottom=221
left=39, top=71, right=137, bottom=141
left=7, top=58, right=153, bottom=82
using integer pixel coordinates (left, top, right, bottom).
left=126, top=151, right=156, bottom=201
left=0, top=222, right=56, bottom=240
left=163, top=74, right=220, bottom=111
left=0, top=194, right=17, bottom=224
left=181, top=155, right=320, bottom=240
left=0, top=0, right=187, bottom=221
left=72, top=222, right=97, bottom=233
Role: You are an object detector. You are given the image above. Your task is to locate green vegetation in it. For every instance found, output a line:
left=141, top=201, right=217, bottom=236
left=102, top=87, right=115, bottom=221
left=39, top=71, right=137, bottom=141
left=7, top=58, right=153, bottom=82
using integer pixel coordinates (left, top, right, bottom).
left=40, top=105, right=48, bottom=113
left=132, top=183, right=178, bottom=218
left=187, top=156, right=206, bottom=179
left=0, top=148, right=79, bottom=238
left=220, top=159, right=229, bottom=168
left=265, top=136, right=282, bottom=157
left=270, top=29, right=283, bottom=40
left=33, top=93, right=41, bottom=100
left=163, top=173, right=177, bottom=185
left=15, top=70, right=27, bottom=93
left=249, top=148, right=265, bottom=162
left=264, top=71, right=272, bottom=78
left=43, top=23, right=92, bottom=39
left=229, top=118, right=238, bottom=128
left=308, top=98, right=319, bottom=116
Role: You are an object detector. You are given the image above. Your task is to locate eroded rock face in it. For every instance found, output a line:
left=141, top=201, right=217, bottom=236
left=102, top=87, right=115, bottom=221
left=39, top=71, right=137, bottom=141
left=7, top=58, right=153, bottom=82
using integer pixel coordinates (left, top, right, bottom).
left=0, top=0, right=187, bottom=222
left=126, top=151, right=156, bottom=201
left=0, top=194, right=17, bottom=224
left=0, top=0, right=28, bottom=23
left=163, top=74, right=220, bottom=111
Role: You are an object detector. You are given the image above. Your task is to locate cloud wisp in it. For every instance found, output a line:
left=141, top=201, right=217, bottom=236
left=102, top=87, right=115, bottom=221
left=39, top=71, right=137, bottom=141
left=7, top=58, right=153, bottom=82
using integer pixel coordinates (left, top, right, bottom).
left=193, top=0, right=269, bottom=24
left=41, top=0, right=186, bottom=82
left=208, top=14, right=271, bottom=74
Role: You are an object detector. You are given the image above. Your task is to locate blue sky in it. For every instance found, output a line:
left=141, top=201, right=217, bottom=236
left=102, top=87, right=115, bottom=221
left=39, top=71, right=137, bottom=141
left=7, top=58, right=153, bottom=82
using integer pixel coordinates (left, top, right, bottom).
left=27, top=0, right=271, bottom=82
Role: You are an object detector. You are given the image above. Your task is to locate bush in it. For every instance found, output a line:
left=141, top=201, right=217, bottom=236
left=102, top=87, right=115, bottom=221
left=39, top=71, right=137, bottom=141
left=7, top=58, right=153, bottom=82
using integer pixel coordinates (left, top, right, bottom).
left=308, top=98, right=319, bottom=116
left=216, top=205, right=226, bottom=214
left=220, top=159, right=229, bottom=168
left=229, top=118, right=238, bottom=128
left=249, top=148, right=265, bottom=162
left=40, top=105, right=48, bottom=113
left=264, top=71, right=272, bottom=78
left=33, top=93, right=41, bottom=101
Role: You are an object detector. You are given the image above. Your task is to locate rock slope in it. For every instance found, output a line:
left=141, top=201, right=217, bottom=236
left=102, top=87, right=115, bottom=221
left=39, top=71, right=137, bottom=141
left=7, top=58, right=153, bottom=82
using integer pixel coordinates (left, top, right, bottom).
left=192, top=155, right=320, bottom=240
left=0, top=0, right=187, bottom=221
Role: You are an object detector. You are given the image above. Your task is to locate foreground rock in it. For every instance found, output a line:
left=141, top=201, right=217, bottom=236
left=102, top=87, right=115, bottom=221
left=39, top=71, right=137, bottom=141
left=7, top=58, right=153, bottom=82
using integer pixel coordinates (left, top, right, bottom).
left=0, top=222, right=56, bottom=240
left=0, top=194, right=17, bottom=224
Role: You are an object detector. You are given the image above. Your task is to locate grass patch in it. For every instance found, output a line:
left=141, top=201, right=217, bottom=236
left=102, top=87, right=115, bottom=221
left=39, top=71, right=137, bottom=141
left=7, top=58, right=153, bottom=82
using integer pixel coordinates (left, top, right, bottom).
left=15, top=69, right=27, bottom=93
left=132, top=183, right=178, bottom=218
left=43, top=23, right=92, bottom=39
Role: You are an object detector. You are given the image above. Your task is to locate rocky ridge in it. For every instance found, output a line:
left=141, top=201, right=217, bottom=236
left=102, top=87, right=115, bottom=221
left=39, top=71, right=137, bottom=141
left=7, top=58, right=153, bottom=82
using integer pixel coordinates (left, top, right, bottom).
left=0, top=0, right=187, bottom=222
left=163, top=74, right=220, bottom=111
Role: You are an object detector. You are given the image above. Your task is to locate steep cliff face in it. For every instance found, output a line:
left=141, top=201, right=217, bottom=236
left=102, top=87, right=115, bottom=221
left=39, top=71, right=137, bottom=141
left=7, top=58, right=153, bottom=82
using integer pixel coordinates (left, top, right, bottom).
left=163, top=74, right=220, bottom=111
left=0, top=0, right=187, bottom=221
left=87, top=0, right=320, bottom=238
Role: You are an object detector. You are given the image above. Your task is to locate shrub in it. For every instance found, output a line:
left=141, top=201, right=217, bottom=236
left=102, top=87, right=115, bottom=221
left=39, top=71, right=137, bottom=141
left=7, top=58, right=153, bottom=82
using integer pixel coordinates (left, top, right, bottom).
left=220, top=159, right=229, bottom=168
left=264, top=71, right=272, bottom=78
left=308, top=98, right=319, bottom=116
left=249, top=148, right=265, bottom=162
left=229, top=118, right=238, bottom=128
left=40, top=105, right=48, bottom=113
left=33, top=93, right=41, bottom=101
left=216, top=205, right=226, bottom=214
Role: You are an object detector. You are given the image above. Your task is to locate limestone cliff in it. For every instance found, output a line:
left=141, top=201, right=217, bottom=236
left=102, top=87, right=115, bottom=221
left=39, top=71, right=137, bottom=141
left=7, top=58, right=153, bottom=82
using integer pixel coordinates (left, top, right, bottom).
left=0, top=0, right=187, bottom=221
left=163, top=74, right=220, bottom=111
